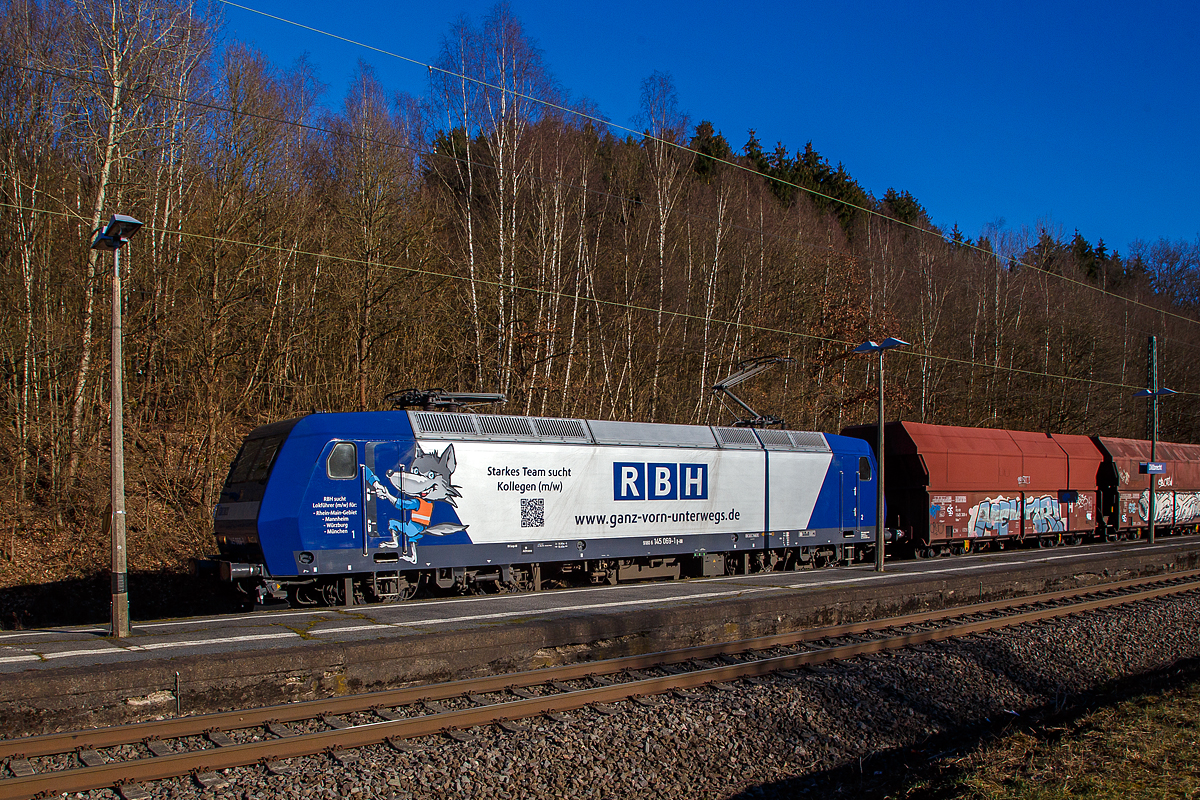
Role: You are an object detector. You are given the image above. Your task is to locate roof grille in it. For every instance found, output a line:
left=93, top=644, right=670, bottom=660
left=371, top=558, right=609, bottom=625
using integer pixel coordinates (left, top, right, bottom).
left=714, top=427, right=759, bottom=447
left=413, top=412, right=478, bottom=435
left=534, top=418, right=589, bottom=439
left=789, top=431, right=830, bottom=451
left=755, top=429, right=792, bottom=447
left=478, top=415, right=535, bottom=437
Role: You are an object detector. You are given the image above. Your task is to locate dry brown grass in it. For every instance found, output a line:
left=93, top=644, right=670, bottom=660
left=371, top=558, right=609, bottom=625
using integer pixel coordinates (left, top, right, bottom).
left=904, top=674, right=1200, bottom=799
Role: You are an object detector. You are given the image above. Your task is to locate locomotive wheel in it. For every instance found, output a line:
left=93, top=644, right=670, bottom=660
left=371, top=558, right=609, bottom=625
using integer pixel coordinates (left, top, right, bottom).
left=509, top=568, right=536, bottom=593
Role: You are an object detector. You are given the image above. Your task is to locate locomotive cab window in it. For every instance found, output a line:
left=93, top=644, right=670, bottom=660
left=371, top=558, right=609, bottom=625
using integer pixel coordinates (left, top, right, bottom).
left=327, top=442, right=358, bottom=480
left=226, top=434, right=285, bottom=485
left=858, top=456, right=872, bottom=481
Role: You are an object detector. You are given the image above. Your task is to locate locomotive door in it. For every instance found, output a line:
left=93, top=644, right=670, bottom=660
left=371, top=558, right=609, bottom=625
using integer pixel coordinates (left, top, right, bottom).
left=854, top=467, right=861, bottom=530
left=365, top=441, right=407, bottom=552
left=838, top=468, right=850, bottom=533
left=857, top=455, right=871, bottom=531
left=298, top=440, right=363, bottom=553
left=363, top=443, right=379, bottom=554
left=839, top=460, right=859, bottom=533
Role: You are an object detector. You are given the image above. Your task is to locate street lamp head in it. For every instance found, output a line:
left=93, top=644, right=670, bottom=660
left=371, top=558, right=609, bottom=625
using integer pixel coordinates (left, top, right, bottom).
left=1133, top=388, right=1178, bottom=398
left=91, top=214, right=143, bottom=251
left=854, top=337, right=909, bottom=355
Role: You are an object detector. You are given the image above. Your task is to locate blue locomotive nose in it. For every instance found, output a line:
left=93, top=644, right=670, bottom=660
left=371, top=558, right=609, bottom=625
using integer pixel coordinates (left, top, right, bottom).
left=204, top=419, right=300, bottom=594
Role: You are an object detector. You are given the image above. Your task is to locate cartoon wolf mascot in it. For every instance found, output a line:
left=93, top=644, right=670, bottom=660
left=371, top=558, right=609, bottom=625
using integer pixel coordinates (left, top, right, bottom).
left=363, top=444, right=468, bottom=564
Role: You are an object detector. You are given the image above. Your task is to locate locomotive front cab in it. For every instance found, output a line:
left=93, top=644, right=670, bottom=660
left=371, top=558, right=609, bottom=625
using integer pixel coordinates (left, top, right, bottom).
left=211, top=419, right=299, bottom=578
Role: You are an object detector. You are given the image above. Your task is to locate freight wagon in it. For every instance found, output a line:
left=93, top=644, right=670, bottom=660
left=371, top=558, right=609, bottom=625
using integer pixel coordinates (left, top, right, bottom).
left=844, top=421, right=1200, bottom=554
left=1094, top=436, right=1200, bottom=538
left=843, top=422, right=1102, bottom=555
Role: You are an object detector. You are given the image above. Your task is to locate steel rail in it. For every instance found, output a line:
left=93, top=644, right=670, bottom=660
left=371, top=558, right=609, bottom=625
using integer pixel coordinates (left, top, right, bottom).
left=1, top=569, right=1197, bottom=763
left=1, top=572, right=1197, bottom=799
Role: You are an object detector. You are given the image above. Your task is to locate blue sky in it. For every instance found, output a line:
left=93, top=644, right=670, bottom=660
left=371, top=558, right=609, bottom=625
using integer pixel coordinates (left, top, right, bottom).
left=221, top=0, right=1199, bottom=256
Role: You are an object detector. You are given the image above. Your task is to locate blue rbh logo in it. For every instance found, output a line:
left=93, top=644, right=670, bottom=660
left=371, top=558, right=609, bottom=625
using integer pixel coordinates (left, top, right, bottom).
left=614, top=462, right=707, bottom=501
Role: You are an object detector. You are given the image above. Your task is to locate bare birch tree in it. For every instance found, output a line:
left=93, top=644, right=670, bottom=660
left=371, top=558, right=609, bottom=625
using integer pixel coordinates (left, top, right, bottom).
left=60, top=0, right=211, bottom=487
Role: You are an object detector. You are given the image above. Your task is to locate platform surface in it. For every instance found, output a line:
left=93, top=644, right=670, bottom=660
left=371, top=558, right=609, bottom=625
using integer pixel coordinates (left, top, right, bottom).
left=1, top=538, right=1197, bottom=735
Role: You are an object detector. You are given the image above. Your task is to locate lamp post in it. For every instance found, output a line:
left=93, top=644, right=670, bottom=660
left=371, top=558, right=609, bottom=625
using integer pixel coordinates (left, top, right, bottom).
left=91, top=214, right=143, bottom=638
left=1133, top=386, right=1176, bottom=545
left=854, top=337, right=908, bottom=572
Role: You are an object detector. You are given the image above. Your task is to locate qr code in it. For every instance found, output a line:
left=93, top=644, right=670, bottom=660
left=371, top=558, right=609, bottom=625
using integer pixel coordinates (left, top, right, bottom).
left=521, top=497, right=545, bottom=528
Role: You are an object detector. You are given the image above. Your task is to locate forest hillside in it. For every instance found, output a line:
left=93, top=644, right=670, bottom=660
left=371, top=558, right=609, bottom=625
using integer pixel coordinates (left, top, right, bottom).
left=2, top=0, right=1199, bottom=610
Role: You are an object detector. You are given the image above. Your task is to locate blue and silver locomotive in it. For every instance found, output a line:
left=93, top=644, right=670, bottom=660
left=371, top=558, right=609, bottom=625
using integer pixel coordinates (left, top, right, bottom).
left=208, top=408, right=878, bottom=606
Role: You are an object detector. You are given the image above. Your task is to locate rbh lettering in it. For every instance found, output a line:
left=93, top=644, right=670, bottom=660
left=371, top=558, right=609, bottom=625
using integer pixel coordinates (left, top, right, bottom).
left=613, top=462, right=708, bottom=501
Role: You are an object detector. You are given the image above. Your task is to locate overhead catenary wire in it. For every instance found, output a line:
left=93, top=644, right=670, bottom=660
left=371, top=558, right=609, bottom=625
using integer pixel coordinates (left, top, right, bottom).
left=215, top=0, right=1200, bottom=330
left=9, top=68, right=1190, bottom=367
left=5, top=11, right=1197, bottom=398
left=8, top=60, right=881, bottom=288
left=0, top=197, right=1185, bottom=398
left=10, top=43, right=1197, bottom=335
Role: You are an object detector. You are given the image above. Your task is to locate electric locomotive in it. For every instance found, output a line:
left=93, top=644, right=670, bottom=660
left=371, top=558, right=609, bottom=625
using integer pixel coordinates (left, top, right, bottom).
left=207, top=408, right=879, bottom=607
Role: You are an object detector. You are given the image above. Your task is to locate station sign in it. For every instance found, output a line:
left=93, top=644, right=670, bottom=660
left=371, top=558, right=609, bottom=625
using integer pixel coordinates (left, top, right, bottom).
left=1140, top=462, right=1166, bottom=474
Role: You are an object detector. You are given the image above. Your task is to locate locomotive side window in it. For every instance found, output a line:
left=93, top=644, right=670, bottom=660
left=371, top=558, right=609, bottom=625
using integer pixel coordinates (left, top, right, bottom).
left=327, top=442, right=358, bottom=479
left=858, top=456, right=872, bottom=481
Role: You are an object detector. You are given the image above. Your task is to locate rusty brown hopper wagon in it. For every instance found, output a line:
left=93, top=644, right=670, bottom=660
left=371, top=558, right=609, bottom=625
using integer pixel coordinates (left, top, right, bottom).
left=843, top=422, right=1105, bottom=555
left=1093, top=436, right=1200, bottom=538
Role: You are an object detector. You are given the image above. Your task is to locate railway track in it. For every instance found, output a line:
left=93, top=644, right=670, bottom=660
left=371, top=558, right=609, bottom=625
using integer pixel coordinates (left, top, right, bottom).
left=2, top=570, right=1198, bottom=800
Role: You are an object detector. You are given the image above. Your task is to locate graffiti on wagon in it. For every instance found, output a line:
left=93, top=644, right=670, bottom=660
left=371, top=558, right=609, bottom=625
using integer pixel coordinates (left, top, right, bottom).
left=967, top=494, right=1066, bottom=536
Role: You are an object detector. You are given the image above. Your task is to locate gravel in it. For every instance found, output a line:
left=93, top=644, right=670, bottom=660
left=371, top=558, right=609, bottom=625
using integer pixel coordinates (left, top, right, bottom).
left=64, top=592, right=1200, bottom=799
